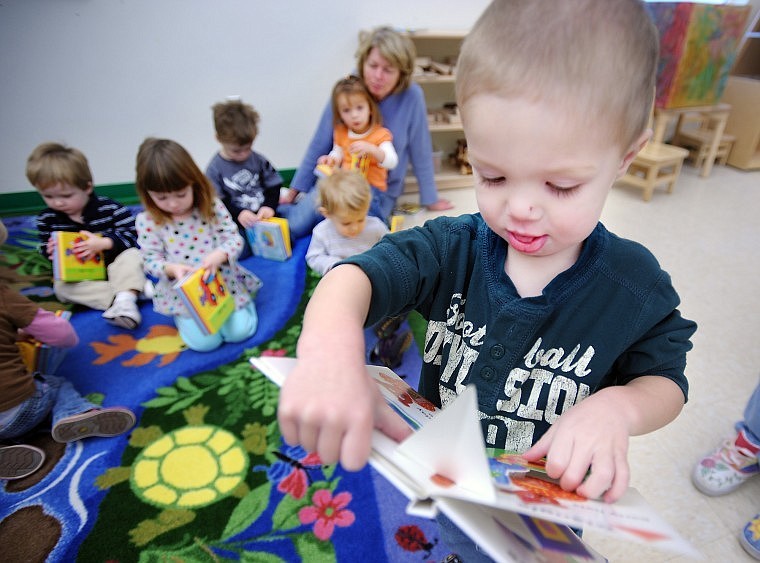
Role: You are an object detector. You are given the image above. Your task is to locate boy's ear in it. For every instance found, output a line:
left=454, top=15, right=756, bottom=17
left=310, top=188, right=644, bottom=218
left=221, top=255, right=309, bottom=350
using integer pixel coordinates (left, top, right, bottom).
left=616, top=129, right=652, bottom=178
left=317, top=206, right=329, bottom=219
left=84, top=181, right=94, bottom=193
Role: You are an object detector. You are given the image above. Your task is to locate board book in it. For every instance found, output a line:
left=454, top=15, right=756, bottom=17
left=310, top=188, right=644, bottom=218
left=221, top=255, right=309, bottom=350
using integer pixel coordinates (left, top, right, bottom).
left=17, top=310, right=73, bottom=374
left=173, top=268, right=234, bottom=335
left=245, top=218, right=291, bottom=261
left=52, top=231, right=106, bottom=282
left=251, top=356, right=698, bottom=562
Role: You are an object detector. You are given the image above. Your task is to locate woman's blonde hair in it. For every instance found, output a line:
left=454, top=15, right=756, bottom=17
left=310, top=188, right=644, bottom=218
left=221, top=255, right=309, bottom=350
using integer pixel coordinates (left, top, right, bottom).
left=135, top=138, right=216, bottom=225
left=356, top=26, right=416, bottom=95
left=317, top=169, right=371, bottom=216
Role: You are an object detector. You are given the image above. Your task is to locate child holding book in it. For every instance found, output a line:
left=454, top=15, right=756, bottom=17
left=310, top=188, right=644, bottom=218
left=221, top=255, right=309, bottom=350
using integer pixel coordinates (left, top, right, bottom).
left=317, top=75, right=398, bottom=221
left=0, top=220, right=136, bottom=480
left=206, top=99, right=283, bottom=259
left=305, top=169, right=411, bottom=369
left=278, top=0, right=696, bottom=558
left=135, top=137, right=261, bottom=352
left=27, top=142, right=147, bottom=330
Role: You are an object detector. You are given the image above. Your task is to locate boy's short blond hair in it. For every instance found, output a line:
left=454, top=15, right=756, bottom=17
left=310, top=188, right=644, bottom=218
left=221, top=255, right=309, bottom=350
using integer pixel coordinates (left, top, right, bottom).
left=26, top=142, right=93, bottom=191
left=317, top=170, right=371, bottom=216
left=212, top=100, right=260, bottom=145
left=456, top=0, right=658, bottom=150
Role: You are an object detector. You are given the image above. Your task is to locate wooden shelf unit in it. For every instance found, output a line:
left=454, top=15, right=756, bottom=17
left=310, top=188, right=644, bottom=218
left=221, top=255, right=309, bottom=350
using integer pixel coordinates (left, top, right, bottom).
left=405, top=29, right=473, bottom=193
left=722, top=11, right=760, bottom=171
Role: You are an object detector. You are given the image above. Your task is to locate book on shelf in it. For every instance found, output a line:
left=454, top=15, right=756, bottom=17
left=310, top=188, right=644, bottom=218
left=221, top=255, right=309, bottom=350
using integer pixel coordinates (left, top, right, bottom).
left=245, top=217, right=291, bottom=261
left=52, top=231, right=106, bottom=282
left=250, top=355, right=698, bottom=562
left=17, top=310, right=73, bottom=374
left=173, top=268, right=234, bottom=335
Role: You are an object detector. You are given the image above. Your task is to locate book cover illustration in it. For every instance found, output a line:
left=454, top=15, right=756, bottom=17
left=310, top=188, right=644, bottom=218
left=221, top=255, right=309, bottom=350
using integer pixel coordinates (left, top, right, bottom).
left=17, top=310, right=73, bottom=374
left=246, top=218, right=291, bottom=261
left=250, top=356, right=698, bottom=560
left=52, top=231, right=106, bottom=282
left=173, top=268, right=234, bottom=335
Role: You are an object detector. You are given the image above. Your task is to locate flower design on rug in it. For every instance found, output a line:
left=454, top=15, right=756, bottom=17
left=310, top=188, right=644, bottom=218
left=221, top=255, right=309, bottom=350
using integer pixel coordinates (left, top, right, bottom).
left=298, top=489, right=356, bottom=540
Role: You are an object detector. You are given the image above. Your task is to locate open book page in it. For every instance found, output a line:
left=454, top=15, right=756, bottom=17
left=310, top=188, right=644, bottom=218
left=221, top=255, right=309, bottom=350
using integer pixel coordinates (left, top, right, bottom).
left=250, top=355, right=697, bottom=559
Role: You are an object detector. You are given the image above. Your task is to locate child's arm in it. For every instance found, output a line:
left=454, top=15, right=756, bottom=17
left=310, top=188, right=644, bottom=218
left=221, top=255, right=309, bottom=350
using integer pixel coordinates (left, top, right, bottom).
left=95, top=200, right=139, bottom=259
left=305, top=232, right=340, bottom=276
left=278, top=264, right=413, bottom=470
left=523, top=375, right=685, bottom=502
left=348, top=140, right=398, bottom=170
left=22, top=309, right=78, bottom=348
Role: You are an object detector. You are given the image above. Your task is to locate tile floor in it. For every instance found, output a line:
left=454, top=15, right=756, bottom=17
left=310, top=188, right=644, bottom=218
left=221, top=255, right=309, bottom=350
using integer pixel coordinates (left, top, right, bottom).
left=396, top=161, right=760, bottom=562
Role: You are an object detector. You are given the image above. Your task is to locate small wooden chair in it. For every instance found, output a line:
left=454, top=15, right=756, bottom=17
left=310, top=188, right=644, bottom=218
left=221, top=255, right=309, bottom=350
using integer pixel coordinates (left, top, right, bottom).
left=617, top=142, right=689, bottom=201
left=671, top=111, right=736, bottom=169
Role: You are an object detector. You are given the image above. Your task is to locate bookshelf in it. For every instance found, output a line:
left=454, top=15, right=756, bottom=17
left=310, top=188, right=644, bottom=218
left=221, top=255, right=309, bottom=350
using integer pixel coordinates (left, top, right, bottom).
left=405, top=29, right=474, bottom=192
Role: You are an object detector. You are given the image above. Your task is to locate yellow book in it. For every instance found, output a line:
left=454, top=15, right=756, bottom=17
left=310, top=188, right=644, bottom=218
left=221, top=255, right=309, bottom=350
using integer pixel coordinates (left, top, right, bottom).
left=173, top=268, right=234, bottom=335
left=52, top=231, right=106, bottom=282
left=246, top=217, right=292, bottom=261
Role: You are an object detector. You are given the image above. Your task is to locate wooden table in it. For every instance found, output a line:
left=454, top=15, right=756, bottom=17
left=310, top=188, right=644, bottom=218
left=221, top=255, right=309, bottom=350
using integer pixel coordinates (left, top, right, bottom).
left=652, top=103, right=731, bottom=178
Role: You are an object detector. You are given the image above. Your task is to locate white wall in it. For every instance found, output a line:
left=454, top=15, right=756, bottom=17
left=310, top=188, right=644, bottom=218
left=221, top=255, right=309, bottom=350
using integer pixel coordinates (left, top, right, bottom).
left=0, top=0, right=490, bottom=195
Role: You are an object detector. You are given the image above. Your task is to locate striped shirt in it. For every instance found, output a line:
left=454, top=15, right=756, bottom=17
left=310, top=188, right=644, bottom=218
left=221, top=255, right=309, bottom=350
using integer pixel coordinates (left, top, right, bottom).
left=36, top=193, right=139, bottom=265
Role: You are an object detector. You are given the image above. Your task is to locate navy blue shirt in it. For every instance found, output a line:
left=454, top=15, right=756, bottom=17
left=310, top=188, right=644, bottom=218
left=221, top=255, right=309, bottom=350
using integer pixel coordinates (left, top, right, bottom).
left=344, top=214, right=696, bottom=452
left=206, top=151, right=282, bottom=224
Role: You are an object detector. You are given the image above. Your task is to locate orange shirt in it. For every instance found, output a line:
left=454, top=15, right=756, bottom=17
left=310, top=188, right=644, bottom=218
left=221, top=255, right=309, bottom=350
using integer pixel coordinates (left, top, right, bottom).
left=333, top=124, right=393, bottom=190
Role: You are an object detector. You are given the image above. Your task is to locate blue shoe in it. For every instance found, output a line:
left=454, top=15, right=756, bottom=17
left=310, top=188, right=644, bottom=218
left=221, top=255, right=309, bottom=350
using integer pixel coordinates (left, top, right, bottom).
left=741, top=514, right=760, bottom=560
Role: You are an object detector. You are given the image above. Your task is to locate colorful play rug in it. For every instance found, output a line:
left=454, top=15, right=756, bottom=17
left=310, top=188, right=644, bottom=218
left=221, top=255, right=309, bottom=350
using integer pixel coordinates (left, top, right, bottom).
left=0, top=213, right=449, bottom=562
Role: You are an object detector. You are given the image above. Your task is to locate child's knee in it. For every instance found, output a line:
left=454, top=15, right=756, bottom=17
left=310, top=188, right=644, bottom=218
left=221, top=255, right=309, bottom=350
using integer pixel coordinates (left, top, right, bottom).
left=221, top=302, right=258, bottom=343
left=175, top=315, right=224, bottom=352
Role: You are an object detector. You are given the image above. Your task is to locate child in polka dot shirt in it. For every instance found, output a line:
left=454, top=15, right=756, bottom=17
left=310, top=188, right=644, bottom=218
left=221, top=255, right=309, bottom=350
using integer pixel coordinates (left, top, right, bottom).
left=135, top=137, right=261, bottom=352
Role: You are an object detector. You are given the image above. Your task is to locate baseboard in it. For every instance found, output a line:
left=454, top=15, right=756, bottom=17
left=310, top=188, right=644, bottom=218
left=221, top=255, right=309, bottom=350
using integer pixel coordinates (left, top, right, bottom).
left=0, top=168, right=296, bottom=218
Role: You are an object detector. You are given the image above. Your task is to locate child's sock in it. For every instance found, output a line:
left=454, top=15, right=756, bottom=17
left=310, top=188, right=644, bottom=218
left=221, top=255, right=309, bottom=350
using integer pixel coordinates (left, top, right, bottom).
left=736, top=429, right=760, bottom=457
left=114, top=291, right=137, bottom=304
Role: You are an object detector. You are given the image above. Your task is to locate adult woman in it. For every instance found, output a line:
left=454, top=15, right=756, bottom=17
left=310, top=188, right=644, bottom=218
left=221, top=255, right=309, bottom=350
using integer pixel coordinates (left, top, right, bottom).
left=281, top=26, right=453, bottom=239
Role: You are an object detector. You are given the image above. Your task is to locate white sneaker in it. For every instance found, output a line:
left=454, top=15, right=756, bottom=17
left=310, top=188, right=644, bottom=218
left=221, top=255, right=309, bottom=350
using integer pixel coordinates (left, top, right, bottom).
left=692, top=434, right=760, bottom=496
left=102, top=298, right=141, bottom=329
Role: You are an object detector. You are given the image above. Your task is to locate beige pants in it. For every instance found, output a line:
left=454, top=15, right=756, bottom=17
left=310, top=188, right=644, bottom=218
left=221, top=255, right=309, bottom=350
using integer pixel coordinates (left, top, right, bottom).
left=54, top=248, right=146, bottom=310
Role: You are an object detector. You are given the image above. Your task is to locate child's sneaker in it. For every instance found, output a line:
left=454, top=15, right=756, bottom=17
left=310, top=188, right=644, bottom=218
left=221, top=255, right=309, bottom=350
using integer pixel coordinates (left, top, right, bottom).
left=370, top=330, right=413, bottom=369
left=52, top=407, right=136, bottom=443
left=692, top=432, right=760, bottom=496
left=102, top=298, right=141, bottom=329
left=741, top=514, right=760, bottom=560
left=0, top=444, right=45, bottom=480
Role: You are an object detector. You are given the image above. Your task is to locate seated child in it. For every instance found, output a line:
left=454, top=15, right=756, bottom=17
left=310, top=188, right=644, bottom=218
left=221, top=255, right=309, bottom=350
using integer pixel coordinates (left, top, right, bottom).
left=278, top=1, right=697, bottom=559
left=305, top=169, right=411, bottom=368
left=206, top=99, right=283, bottom=259
left=0, top=220, right=135, bottom=480
left=26, top=142, right=147, bottom=330
left=317, top=75, right=398, bottom=221
left=135, top=137, right=261, bottom=353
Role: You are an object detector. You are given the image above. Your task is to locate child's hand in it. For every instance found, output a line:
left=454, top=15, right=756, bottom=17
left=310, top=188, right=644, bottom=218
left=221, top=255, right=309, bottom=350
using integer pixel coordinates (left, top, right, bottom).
left=238, top=209, right=258, bottom=228
left=254, top=206, right=275, bottom=221
left=200, top=249, right=228, bottom=280
left=279, top=356, right=413, bottom=470
left=165, top=263, right=194, bottom=280
left=74, top=230, right=112, bottom=258
left=348, top=141, right=381, bottom=162
left=523, top=389, right=631, bottom=503
left=46, top=237, right=55, bottom=259
left=317, top=155, right=337, bottom=167
left=523, top=376, right=684, bottom=503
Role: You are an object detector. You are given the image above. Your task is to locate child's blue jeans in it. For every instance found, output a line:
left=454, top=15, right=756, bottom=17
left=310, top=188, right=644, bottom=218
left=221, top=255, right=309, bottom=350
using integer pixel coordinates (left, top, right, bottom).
left=738, top=379, right=760, bottom=447
left=0, top=374, right=96, bottom=440
left=176, top=301, right=258, bottom=352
